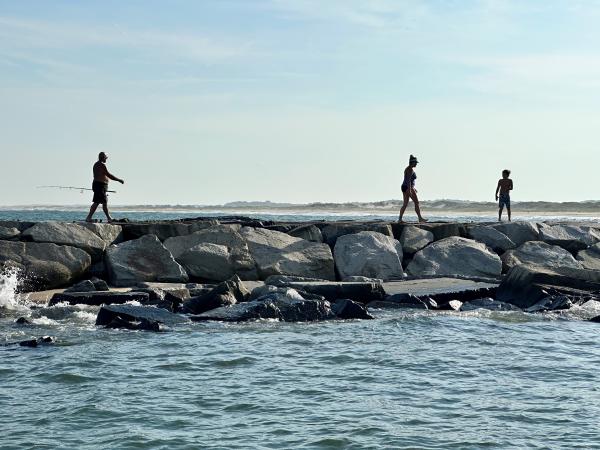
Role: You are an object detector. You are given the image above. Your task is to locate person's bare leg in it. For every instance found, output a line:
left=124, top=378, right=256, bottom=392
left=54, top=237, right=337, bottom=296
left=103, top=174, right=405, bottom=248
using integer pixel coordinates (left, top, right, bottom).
left=498, top=206, right=503, bottom=221
left=86, top=203, right=99, bottom=222
left=102, top=203, right=114, bottom=222
left=411, top=192, right=427, bottom=222
left=507, top=207, right=511, bottom=222
left=398, top=191, right=410, bottom=222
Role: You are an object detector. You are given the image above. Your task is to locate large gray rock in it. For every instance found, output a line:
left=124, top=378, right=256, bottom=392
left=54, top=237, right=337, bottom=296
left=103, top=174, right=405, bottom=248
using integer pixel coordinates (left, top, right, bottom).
left=496, top=264, right=600, bottom=309
left=0, top=226, right=20, bottom=241
left=22, top=221, right=107, bottom=260
left=577, top=243, right=600, bottom=271
left=241, top=227, right=335, bottom=281
left=406, top=237, right=502, bottom=278
left=334, top=231, right=405, bottom=280
left=399, top=226, right=434, bottom=254
left=105, top=235, right=188, bottom=287
left=81, top=222, right=124, bottom=246
left=467, top=226, right=516, bottom=253
left=501, top=241, right=583, bottom=272
left=538, top=224, right=600, bottom=253
left=321, top=223, right=393, bottom=247
left=164, top=226, right=257, bottom=281
left=0, top=240, right=91, bottom=291
left=96, top=304, right=189, bottom=327
left=491, top=222, right=539, bottom=246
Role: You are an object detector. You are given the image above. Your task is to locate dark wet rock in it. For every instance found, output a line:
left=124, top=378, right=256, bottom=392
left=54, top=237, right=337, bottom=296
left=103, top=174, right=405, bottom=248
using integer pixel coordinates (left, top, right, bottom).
left=288, top=224, right=323, bottom=243
left=90, top=277, right=110, bottom=291
left=241, top=227, right=335, bottom=281
left=331, top=298, right=374, bottom=319
left=18, top=336, right=55, bottom=347
left=266, top=280, right=386, bottom=303
left=406, top=237, right=502, bottom=278
left=104, top=316, right=161, bottom=332
left=526, top=295, right=573, bottom=313
left=491, top=221, right=539, bottom=246
left=466, top=225, right=516, bottom=253
left=366, top=300, right=410, bottom=309
left=496, top=265, right=600, bottom=309
left=22, top=221, right=107, bottom=261
left=334, top=231, right=405, bottom=280
left=590, top=315, right=600, bottom=323
left=501, top=241, right=583, bottom=272
left=0, top=220, right=36, bottom=232
left=15, top=317, right=32, bottom=325
left=0, top=240, right=91, bottom=291
left=96, top=304, right=189, bottom=329
left=438, top=300, right=463, bottom=311
left=385, top=293, right=429, bottom=309
left=121, top=220, right=218, bottom=241
left=0, top=226, right=20, bottom=241
left=461, top=297, right=521, bottom=312
left=89, top=260, right=107, bottom=279
left=49, top=291, right=149, bottom=307
left=191, top=292, right=335, bottom=322
left=63, top=280, right=97, bottom=293
left=105, top=235, right=188, bottom=287
left=321, top=223, right=393, bottom=247
left=182, top=275, right=250, bottom=314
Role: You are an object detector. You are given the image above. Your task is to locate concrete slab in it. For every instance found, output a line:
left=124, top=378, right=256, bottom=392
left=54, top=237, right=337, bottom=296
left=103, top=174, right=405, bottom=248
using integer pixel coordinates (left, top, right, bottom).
left=383, top=277, right=498, bottom=302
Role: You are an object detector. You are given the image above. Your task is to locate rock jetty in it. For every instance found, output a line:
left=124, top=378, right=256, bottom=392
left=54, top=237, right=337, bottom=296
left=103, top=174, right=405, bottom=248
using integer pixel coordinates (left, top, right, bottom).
left=2, top=217, right=600, bottom=329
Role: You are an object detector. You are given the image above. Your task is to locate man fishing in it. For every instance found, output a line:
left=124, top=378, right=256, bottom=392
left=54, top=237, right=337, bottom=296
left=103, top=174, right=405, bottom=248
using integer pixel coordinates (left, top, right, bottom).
left=85, top=152, right=124, bottom=223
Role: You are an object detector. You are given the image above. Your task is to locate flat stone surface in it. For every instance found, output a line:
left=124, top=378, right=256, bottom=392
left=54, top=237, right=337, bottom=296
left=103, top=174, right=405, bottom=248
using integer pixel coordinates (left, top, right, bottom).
left=383, top=278, right=499, bottom=297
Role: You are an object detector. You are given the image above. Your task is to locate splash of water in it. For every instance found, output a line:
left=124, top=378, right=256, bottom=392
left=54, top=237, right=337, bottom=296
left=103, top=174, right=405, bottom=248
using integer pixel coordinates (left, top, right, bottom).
left=0, top=268, right=21, bottom=309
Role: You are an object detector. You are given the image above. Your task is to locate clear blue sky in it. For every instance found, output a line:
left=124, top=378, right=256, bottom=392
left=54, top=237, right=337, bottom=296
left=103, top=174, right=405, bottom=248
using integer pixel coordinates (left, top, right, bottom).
left=1, top=0, right=599, bottom=205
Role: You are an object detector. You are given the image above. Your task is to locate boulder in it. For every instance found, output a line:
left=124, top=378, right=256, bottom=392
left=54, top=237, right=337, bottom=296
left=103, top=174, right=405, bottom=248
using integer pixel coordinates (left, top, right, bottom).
left=63, top=280, right=97, bottom=293
left=491, top=222, right=539, bottom=246
left=182, top=275, right=250, bottom=314
left=241, top=227, right=335, bottom=281
left=415, top=223, right=466, bottom=241
left=90, top=277, right=110, bottom=291
left=17, top=336, right=55, bottom=347
left=288, top=224, right=323, bottom=243
left=0, top=220, right=35, bottom=232
left=0, top=240, right=91, bottom=291
left=460, top=297, right=521, bottom=312
left=0, top=226, right=20, bottom=241
left=526, top=295, right=572, bottom=313
left=466, top=226, right=516, bottom=253
left=22, top=221, right=107, bottom=261
left=334, top=231, right=405, bottom=280
left=49, top=291, right=150, bottom=306
left=384, top=293, right=429, bottom=309
left=191, top=291, right=336, bottom=322
left=81, top=222, right=124, bottom=246
left=496, top=264, right=600, bottom=309
left=105, top=235, right=188, bottom=287
left=321, top=223, right=393, bottom=247
left=399, top=226, right=434, bottom=254
left=501, top=241, right=583, bottom=272
left=406, top=237, right=502, bottom=278
left=164, top=225, right=257, bottom=281
left=330, top=299, right=374, bottom=319
left=577, top=243, right=600, bottom=271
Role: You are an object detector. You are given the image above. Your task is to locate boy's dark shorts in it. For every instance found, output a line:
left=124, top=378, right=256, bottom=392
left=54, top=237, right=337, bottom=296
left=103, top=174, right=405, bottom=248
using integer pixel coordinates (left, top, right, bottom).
left=498, top=193, right=510, bottom=209
left=92, top=181, right=108, bottom=204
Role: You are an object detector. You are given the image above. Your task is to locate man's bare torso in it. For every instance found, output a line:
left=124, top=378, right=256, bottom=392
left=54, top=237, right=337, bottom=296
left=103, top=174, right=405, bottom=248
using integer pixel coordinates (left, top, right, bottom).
left=498, top=178, right=513, bottom=194
left=93, top=161, right=109, bottom=183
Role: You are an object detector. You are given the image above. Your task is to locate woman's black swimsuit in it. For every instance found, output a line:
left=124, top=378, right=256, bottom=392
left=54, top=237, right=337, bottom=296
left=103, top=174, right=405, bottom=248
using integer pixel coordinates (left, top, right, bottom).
left=401, top=171, right=417, bottom=193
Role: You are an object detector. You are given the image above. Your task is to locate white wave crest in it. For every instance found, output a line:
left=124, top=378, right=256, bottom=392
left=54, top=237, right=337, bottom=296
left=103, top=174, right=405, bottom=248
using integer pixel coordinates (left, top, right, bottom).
left=0, top=268, right=22, bottom=310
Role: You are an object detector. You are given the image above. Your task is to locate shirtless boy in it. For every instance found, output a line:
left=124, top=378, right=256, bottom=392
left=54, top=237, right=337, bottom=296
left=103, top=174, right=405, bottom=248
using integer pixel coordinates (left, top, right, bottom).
left=85, top=152, right=124, bottom=223
left=495, top=169, right=513, bottom=222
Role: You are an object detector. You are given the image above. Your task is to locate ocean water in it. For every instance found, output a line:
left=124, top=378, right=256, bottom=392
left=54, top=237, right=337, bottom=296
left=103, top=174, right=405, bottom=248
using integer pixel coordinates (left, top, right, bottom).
left=2, top=209, right=600, bottom=449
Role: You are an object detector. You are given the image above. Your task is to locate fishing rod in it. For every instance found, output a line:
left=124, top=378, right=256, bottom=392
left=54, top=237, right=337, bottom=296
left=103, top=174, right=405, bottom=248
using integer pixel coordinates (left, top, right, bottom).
left=37, top=185, right=117, bottom=193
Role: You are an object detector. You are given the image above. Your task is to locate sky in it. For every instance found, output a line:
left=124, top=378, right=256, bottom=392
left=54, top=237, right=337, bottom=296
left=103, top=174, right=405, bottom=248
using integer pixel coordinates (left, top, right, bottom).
left=1, top=0, right=599, bottom=206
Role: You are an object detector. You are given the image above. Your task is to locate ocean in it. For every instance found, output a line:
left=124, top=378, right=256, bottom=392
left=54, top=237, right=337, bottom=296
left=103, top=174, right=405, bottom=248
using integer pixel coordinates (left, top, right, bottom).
left=1, top=209, right=600, bottom=449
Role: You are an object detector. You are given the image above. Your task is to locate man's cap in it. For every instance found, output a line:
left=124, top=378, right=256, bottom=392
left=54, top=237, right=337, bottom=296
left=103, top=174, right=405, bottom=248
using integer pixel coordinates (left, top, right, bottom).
left=409, top=154, right=419, bottom=164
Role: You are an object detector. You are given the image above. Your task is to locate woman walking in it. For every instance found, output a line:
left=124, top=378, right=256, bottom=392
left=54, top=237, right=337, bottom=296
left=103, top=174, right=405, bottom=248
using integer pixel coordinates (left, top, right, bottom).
left=398, top=155, right=427, bottom=223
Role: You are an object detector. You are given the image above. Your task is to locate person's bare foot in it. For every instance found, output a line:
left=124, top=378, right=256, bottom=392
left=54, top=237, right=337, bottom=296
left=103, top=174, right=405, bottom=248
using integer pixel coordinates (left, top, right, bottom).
left=418, top=217, right=428, bottom=223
